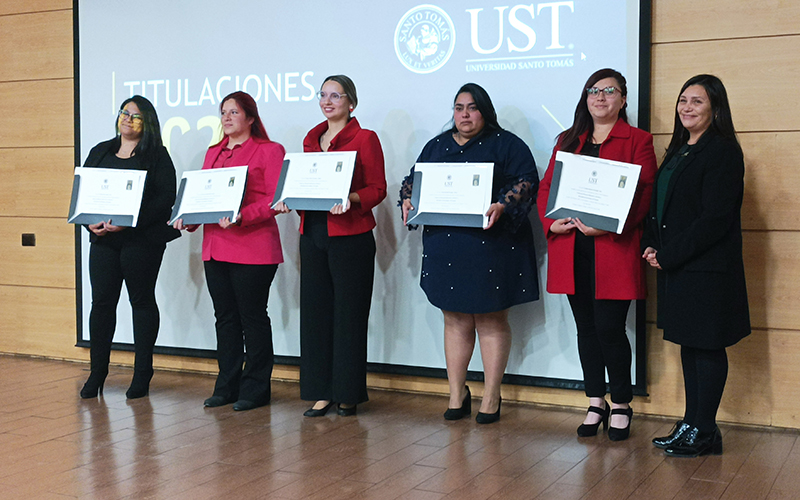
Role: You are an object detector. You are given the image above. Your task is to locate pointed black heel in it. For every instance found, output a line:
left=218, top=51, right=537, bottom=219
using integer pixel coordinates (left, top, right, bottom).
left=608, top=406, right=633, bottom=441
left=304, top=401, right=335, bottom=417
left=577, top=400, right=609, bottom=437
left=443, top=386, right=471, bottom=420
left=80, top=371, right=107, bottom=399
left=476, top=396, right=501, bottom=424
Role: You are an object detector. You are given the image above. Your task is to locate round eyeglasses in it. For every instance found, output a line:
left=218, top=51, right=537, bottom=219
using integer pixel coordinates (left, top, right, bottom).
left=316, top=91, right=347, bottom=103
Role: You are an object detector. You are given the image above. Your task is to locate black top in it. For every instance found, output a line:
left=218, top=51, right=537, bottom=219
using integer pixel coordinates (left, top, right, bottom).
left=84, top=138, right=180, bottom=246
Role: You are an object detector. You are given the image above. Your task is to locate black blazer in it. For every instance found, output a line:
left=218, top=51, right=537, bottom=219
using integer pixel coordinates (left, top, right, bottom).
left=84, top=138, right=180, bottom=246
left=642, top=130, right=750, bottom=349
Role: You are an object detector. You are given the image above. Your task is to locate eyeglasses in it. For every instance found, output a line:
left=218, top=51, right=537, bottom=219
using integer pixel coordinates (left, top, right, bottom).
left=118, top=109, right=143, bottom=122
left=586, top=86, right=620, bottom=97
left=316, top=91, right=347, bottom=103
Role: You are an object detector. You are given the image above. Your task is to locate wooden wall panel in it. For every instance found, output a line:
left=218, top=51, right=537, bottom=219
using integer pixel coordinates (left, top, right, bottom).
left=0, top=80, right=73, bottom=148
left=650, top=36, right=800, bottom=134
left=0, top=0, right=70, bottom=17
left=744, top=231, right=800, bottom=332
left=653, top=0, right=800, bottom=43
left=0, top=218, right=74, bottom=288
left=0, top=148, right=74, bottom=217
left=0, top=285, right=77, bottom=359
left=0, top=10, right=72, bottom=82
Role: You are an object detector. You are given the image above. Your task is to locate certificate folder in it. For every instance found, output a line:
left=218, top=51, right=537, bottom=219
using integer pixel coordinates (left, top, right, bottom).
left=169, top=166, right=248, bottom=225
left=406, top=162, right=494, bottom=228
left=544, top=152, right=641, bottom=234
left=68, top=167, right=147, bottom=227
left=271, top=151, right=357, bottom=211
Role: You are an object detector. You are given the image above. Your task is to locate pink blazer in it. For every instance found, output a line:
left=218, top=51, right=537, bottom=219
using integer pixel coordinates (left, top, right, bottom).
left=200, top=137, right=285, bottom=265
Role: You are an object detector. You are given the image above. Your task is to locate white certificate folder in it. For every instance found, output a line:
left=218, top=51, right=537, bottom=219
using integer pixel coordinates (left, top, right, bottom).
left=544, top=152, right=641, bottom=234
left=406, top=162, right=494, bottom=228
left=272, top=151, right=357, bottom=211
left=170, top=166, right=248, bottom=225
left=68, top=166, right=147, bottom=227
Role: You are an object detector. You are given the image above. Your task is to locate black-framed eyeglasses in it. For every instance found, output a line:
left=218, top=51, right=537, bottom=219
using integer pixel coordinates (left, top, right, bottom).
left=586, top=86, right=620, bottom=97
left=316, top=91, right=347, bottom=103
left=118, top=109, right=143, bottom=122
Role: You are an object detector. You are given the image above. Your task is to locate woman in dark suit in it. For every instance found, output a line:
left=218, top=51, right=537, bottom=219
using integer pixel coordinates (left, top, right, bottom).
left=275, top=75, right=386, bottom=417
left=538, top=69, right=657, bottom=440
left=81, top=95, right=180, bottom=399
left=643, top=74, right=750, bottom=457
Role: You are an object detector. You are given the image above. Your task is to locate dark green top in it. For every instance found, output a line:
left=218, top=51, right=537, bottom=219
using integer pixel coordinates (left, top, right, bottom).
left=656, top=144, right=692, bottom=221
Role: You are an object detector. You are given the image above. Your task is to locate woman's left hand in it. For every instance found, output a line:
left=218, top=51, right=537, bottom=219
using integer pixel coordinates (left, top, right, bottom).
left=573, top=217, right=608, bottom=237
left=218, top=214, right=241, bottom=229
left=104, top=221, right=124, bottom=233
left=484, top=202, right=505, bottom=230
left=330, top=199, right=351, bottom=215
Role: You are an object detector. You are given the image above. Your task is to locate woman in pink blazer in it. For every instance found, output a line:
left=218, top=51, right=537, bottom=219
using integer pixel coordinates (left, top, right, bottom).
left=175, top=91, right=285, bottom=411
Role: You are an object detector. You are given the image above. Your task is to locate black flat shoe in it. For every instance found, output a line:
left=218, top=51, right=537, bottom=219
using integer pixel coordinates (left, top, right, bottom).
left=304, top=401, right=335, bottom=417
left=203, top=395, right=234, bottom=407
left=80, top=371, right=107, bottom=399
left=443, top=386, right=471, bottom=420
left=653, top=420, right=689, bottom=449
left=577, top=400, right=609, bottom=437
left=337, top=404, right=357, bottom=416
left=665, top=426, right=723, bottom=457
left=608, top=406, right=633, bottom=441
left=233, top=399, right=266, bottom=411
left=476, top=397, right=501, bottom=424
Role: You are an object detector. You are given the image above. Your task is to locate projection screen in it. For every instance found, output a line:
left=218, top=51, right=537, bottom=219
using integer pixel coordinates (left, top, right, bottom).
left=76, top=0, right=651, bottom=392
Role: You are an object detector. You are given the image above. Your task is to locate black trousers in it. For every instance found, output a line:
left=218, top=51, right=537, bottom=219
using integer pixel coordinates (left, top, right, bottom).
left=681, top=345, right=728, bottom=432
left=89, top=239, right=166, bottom=378
left=567, top=234, right=633, bottom=403
left=299, top=221, right=376, bottom=405
left=204, top=259, right=278, bottom=404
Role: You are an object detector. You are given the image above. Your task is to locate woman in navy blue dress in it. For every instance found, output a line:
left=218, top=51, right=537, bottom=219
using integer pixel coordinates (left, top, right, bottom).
left=400, top=83, right=539, bottom=423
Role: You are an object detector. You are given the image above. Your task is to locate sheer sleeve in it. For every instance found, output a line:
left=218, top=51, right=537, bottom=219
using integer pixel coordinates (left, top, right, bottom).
left=497, top=173, right=537, bottom=232
left=398, top=165, right=418, bottom=230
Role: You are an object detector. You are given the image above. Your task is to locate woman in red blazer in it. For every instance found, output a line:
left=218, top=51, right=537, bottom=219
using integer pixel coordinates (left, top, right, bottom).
left=175, top=91, right=285, bottom=411
left=276, top=75, right=386, bottom=417
left=537, top=69, right=656, bottom=441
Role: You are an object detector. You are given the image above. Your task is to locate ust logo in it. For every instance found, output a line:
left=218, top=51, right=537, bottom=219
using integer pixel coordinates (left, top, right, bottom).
left=395, top=4, right=456, bottom=74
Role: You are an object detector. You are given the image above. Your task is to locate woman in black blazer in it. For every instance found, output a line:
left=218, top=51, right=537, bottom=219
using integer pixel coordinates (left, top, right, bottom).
left=642, top=74, right=750, bottom=457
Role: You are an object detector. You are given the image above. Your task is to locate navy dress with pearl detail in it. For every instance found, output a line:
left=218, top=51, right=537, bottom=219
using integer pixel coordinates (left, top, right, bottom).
left=400, top=127, right=540, bottom=314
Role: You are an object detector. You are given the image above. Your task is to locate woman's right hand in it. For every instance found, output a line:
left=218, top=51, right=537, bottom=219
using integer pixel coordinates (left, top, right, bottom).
left=273, top=201, right=291, bottom=214
left=549, top=217, right=576, bottom=235
left=173, top=218, right=199, bottom=232
left=88, top=220, right=109, bottom=237
left=401, top=199, right=415, bottom=225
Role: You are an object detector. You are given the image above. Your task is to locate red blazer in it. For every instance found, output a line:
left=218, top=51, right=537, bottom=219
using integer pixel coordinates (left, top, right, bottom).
left=299, top=118, right=387, bottom=236
left=199, top=137, right=285, bottom=265
left=537, top=119, right=657, bottom=299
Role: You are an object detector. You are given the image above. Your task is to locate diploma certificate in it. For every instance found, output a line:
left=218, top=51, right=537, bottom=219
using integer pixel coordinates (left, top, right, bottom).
left=169, top=166, right=248, bottom=225
left=271, top=151, right=357, bottom=211
left=406, top=162, right=494, bottom=228
left=544, top=151, right=642, bottom=234
left=67, top=167, right=147, bottom=227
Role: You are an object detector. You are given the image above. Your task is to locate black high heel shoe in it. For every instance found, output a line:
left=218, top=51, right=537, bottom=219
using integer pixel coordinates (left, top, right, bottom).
left=443, top=386, right=471, bottom=420
left=476, top=397, right=501, bottom=424
left=126, top=371, right=153, bottom=399
left=664, top=426, right=723, bottom=457
left=304, top=401, right=335, bottom=417
left=337, top=403, right=357, bottom=416
left=608, top=406, right=633, bottom=441
left=577, top=400, right=609, bottom=437
left=80, top=371, right=107, bottom=399
left=652, top=420, right=689, bottom=449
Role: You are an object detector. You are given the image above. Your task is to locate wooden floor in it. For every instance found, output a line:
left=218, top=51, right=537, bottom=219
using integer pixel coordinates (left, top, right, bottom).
left=2, top=356, right=800, bottom=500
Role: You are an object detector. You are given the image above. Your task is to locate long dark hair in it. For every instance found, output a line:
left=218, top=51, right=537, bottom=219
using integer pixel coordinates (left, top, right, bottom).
left=219, top=91, right=270, bottom=142
left=557, top=68, right=628, bottom=153
left=664, top=74, right=740, bottom=160
left=114, top=95, right=162, bottom=163
left=447, top=82, right=501, bottom=134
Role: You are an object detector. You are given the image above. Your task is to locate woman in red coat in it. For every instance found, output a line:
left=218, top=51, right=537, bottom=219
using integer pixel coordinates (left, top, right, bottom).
left=175, top=91, right=285, bottom=411
left=276, top=75, right=386, bottom=417
left=537, top=68, right=656, bottom=441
